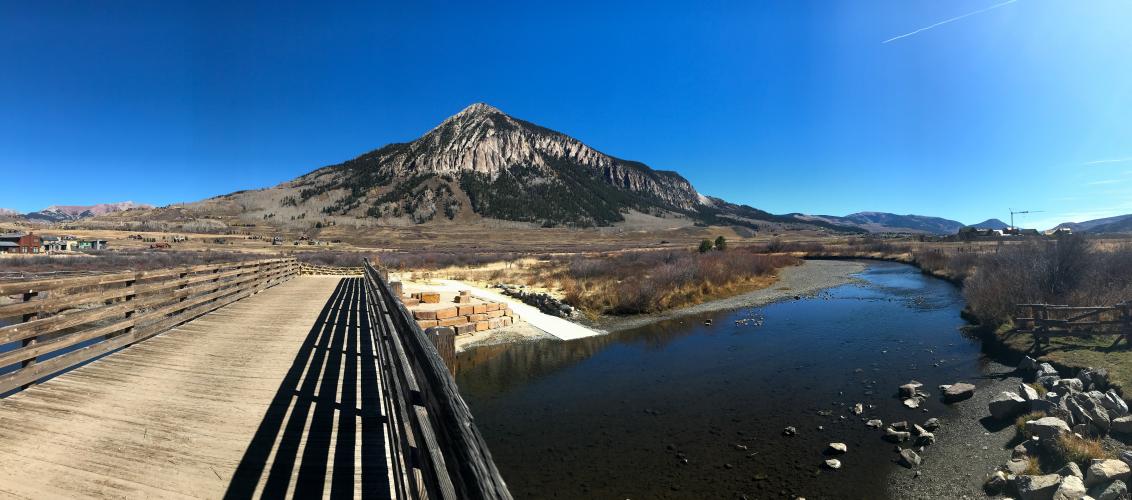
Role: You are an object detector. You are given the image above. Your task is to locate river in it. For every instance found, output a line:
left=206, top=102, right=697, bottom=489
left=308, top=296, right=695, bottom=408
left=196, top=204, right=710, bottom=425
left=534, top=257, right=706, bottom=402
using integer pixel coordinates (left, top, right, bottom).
left=454, top=261, right=1000, bottom=499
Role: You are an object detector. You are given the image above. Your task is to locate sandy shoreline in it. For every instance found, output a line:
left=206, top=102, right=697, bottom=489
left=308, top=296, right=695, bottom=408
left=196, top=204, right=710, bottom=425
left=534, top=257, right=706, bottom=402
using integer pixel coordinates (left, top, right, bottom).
left=453, top=259, right=866, bottom=353
left=585, top=258, right=867, bottom=333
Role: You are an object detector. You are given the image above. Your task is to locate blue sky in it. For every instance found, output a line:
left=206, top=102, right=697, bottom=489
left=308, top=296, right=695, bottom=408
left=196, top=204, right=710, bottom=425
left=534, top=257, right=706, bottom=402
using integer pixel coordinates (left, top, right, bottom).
left=2, top=0, right=1130, bottom=229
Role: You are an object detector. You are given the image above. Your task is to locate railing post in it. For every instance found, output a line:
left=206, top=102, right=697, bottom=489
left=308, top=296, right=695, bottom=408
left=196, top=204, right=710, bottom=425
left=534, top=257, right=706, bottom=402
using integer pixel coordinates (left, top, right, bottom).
left=424, top=326, right=457, bottom=375
left=121, top=278, right=136, bottom=341
left=19, top=291, right=39, bottom=390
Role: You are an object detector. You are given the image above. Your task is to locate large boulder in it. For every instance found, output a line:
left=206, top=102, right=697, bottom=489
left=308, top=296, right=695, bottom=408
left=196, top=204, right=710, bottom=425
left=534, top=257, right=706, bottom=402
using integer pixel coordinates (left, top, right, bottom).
left=1100, top=390, right=1129, bottom=418
left=1026, top=416, right=1071, bottom=441
left=1113, top=416, right=1132, bottom=435
left=1053, top=474, right=1087, bottom=500
left=943, top=383, right=977, bottom=403
left=1017, top=473, right=1064, bottom=500
left=1039, top=363, right=1060, bottom=378
left=1088, top=479, right=1128, bottom=500
left=1019, top=356, right=1039, bottom=372
left=1086, top=459, right=1132, bottom=488
left=1068, top=392, right=1111, bottom=434
left=1020, top=383, right=1042, bottom=402
left=1055, top=379, right=1085, bottom=394
left=1077, top=367, right=1110, bottom=392
left=990, top=391, right=1030, bottom=419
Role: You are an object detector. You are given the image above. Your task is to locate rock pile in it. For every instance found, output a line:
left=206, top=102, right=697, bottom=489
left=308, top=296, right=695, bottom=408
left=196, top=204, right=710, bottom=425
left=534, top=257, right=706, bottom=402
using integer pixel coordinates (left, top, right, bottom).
left=981, top=356, right=1132, bottom=499
left=495, top=284, right=577, bottom=318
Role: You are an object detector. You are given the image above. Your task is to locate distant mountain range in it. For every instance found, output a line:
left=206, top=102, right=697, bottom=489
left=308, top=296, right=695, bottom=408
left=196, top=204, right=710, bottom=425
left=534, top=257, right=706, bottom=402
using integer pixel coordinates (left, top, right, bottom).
left=1053, top=214, right=1132, bottom=234
left=791, top=212, right=967, bottom=234
left=969, top=218, right=1010, bottom=230
left=2, top=202, right=153, bottom=223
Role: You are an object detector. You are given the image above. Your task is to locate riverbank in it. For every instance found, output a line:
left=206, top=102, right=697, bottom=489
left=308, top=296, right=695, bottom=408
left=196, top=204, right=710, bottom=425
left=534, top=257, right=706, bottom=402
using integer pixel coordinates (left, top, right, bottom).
left=585, top=259, right=867, bottom=333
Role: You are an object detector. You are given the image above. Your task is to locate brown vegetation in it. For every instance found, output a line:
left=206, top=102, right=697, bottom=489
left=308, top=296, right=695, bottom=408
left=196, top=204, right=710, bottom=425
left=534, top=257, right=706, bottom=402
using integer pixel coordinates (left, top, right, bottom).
left=557, top=249, right=801, bottom=315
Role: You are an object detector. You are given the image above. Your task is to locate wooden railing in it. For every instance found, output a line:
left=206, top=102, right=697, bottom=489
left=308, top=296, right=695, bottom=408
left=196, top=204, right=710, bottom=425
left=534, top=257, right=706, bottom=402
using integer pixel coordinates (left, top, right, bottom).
left=0, top=258, right=299, bottom=395
left=1014, top=303, right=1132, bottom=351
left=362, top=259, right=511, bottom=500
left=298, top=263, right=364, bottom=276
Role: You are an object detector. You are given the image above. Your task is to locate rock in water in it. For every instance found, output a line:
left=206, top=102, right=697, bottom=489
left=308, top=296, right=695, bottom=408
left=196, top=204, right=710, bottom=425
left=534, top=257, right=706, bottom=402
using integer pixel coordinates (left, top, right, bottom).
left=782, top=426, right=797, bottom=437
left=923, top=418, right=941, bottom=431
left=899, top=381, right=923, bottom=398
left=1026, top=416, right=1071, bottom=442
left=942, top=383, right=976, bottom=403
left=851, top=403, right=864, bottom=415
left=866, top=419, right=884, bottom=429
left=990, top=391, right=1030, bottom=419
left=884, top=428, right=911, bottom=443
left=1087, top=479, right=1127, bottom=500
left=824, top=458, right=841, bottom=470
left=898, top=449, right=921, bottom=469
left=1086, top=459, right=1132, bottom=488
left=827, top=443, right=848, bottom=454
left=915, top=432, right=936, bottom=446
left=1053, top=474, right=1086, bottom=500
left=1017, top=474, right=1063, bottom=500
left=903, top=398, right=923, bottom=409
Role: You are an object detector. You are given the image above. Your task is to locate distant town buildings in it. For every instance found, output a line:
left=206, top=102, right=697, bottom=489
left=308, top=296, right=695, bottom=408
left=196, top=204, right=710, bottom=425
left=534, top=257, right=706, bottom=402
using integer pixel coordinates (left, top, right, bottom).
left=0, top=232, right=42, bottom=254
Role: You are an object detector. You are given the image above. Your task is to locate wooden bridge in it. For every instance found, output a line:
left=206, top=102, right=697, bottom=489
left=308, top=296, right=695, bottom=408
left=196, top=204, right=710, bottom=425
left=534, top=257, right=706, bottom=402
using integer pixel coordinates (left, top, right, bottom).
left=0, top=258, right=510, bottom=499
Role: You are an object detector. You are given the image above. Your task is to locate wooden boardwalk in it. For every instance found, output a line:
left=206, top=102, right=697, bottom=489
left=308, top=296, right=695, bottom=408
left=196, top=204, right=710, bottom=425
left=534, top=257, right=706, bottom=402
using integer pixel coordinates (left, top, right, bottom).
left=0, top=276, right=393, bottom=499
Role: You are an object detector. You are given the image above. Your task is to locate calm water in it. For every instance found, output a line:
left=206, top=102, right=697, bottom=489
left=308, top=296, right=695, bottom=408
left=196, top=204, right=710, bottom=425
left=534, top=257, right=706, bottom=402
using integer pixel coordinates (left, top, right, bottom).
left=455, top=261, right=997, bottom=499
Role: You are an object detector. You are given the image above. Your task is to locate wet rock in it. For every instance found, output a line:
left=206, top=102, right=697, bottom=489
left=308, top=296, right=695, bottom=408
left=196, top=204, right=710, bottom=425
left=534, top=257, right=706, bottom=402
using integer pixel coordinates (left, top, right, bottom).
left=1088, top=479, right=1127, bottom=500
left=900, top=381, right=923, bottom=398
left=866, top=419, right=884, bottom=429
left=827, top=443, right=848, bottom=454
left=1017, top=473, right=1062, bottom=500
left=898, top=449, right=921, bottom=469
left=851, top=403, right=864, bottom=415
left=923, top=418, right=941, bottom=431
left=884, top=428, right=911, bottom=443
left=1053, top=474, right=1086, bottom=500
left=824, top=458, right=841, bottom=470
left=1086, top=459, right=1131, bottom=488
left=985, top=470, right=1009, bottom=495
left=1058, top=463, right=1084, bottom=479
left=942, top=383, right=976, bottom=403
left=891, top=421, right=909, bottom=432
left=1026, top=416, right=1071, bottom=442
left=783, top=426, right=797, bottom=437
left=903, top=398, right=923, bottom=409
left=912, top=424, right=929, bottom=436
left=990, top=391, right=1030, bottom=419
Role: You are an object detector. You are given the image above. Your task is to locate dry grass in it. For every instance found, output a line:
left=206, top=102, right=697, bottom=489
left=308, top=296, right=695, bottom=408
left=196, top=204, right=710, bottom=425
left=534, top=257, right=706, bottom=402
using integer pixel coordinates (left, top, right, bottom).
left=557, top=249, right=801, bottom=315
left=1053, top=434, right=1114, bottom=468
left=1015, top=411, right=1047, bottom=438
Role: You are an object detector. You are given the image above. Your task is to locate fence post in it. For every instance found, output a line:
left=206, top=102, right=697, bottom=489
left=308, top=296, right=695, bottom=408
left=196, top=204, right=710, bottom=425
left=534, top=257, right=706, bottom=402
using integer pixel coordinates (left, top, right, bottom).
left=424, top=326, right=457, bottom=375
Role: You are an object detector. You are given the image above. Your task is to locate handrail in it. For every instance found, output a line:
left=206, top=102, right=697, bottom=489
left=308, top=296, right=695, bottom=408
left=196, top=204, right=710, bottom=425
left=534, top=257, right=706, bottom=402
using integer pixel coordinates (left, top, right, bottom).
left=298, top=263, right=364, bottom=276
left=362, top=259, right=512, bottom=500
left=0, top=258, right=299, bottom=395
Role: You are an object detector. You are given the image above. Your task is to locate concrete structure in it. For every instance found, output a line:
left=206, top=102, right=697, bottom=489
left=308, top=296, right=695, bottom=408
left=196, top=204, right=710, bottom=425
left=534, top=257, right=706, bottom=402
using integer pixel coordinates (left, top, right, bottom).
left=76, top=239, right=108, bottom=250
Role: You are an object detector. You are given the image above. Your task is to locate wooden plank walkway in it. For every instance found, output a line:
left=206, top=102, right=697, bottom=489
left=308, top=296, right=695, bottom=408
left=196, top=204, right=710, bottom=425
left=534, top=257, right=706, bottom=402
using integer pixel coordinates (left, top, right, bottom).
left=0, top=276, right=393, bottom=499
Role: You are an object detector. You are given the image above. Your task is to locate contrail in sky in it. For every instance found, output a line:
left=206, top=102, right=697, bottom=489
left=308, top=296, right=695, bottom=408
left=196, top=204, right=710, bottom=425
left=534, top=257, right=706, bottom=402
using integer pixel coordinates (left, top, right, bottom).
left=882, top=0, right=1018, bottom=44
left=1082, top=157, right=1132, bottom=166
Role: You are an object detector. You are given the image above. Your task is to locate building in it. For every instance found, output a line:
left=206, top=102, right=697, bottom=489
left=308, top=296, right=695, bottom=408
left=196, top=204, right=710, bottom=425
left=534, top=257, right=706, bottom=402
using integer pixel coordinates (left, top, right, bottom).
left=0, top=233, right=43, bottom=254
left=41, top=236, right=77, bottom=252
left=76, top=239, right=108, bottom=250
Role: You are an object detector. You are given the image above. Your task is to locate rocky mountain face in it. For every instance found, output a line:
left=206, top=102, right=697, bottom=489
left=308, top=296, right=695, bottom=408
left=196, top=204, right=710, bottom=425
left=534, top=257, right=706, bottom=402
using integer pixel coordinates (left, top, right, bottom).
left=21, top=202, right=153, bottom=223
left=292, top=103, right=704, bottom=226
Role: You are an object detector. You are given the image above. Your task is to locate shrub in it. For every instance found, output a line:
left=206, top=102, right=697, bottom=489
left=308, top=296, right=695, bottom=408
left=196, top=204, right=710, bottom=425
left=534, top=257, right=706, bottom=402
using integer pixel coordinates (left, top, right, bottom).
left=698, top=239, right=714, bottom=253
left=1052, top=434, right=1114, bottom=468
left=714, top=236, right=727, bottom=251
left=1015, top=411, right=1047, bottom=438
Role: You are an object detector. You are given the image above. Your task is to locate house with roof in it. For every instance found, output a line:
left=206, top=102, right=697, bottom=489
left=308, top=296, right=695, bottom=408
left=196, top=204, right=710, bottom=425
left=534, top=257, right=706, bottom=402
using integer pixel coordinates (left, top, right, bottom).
left=0, top=233, right=43, bottom=254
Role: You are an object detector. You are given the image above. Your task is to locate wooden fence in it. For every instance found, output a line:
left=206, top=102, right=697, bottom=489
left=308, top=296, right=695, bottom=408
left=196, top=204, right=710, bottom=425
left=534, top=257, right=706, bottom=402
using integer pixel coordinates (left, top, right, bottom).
left=298, top=263, right=364, bottom=276
left=1013, top=303, right=1132, bottom=351
left=0, top=258, right=298, bottom=395
left=362, top=259, right=511, bottom=500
